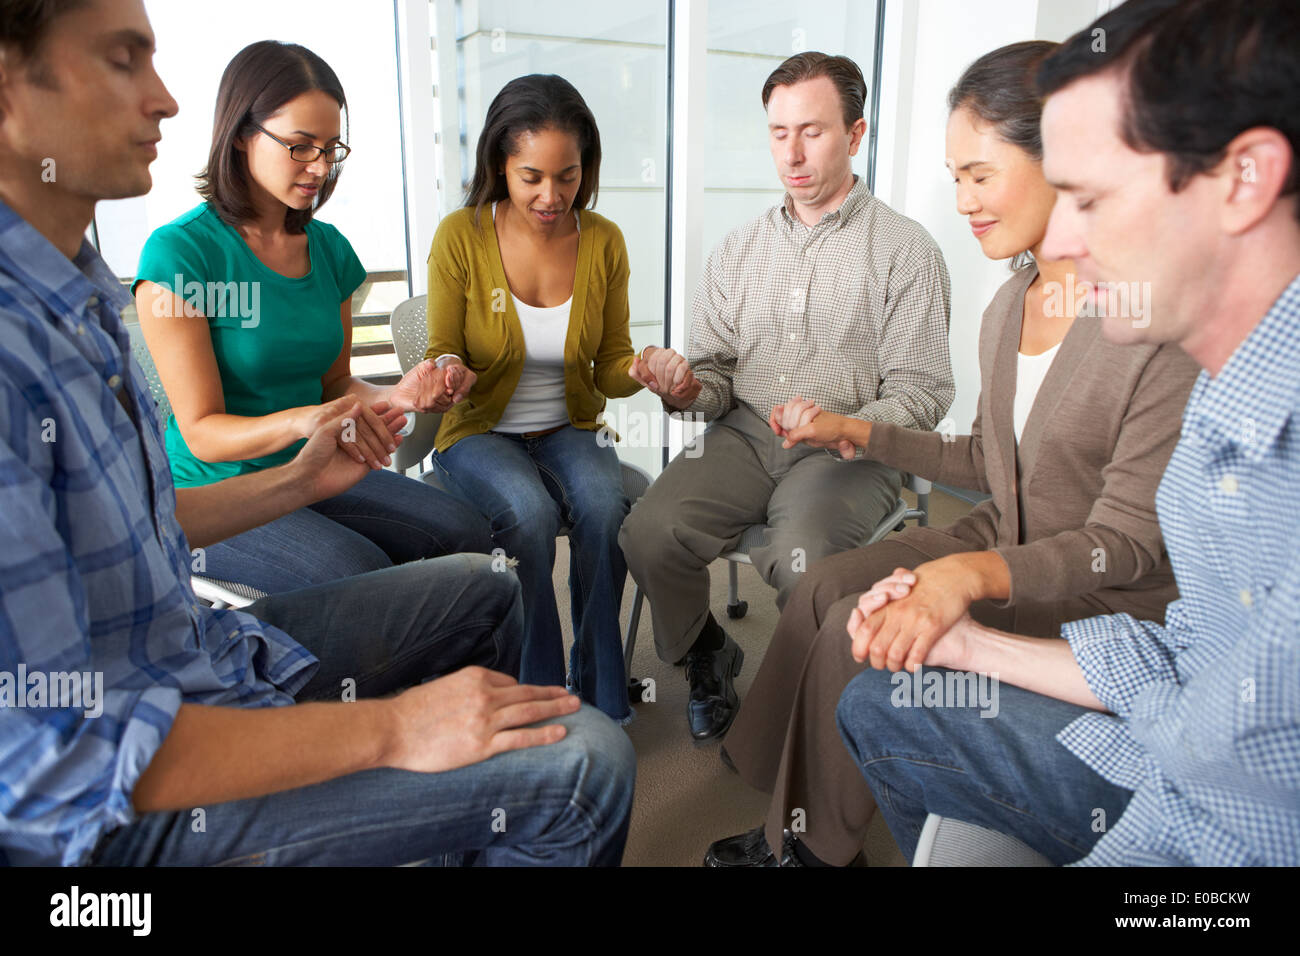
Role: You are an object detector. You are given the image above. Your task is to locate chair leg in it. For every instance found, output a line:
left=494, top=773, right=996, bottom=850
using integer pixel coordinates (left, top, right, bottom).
left=625, top=585, right=646, bottom=702
left=726, top=559, right=747, bottom=619
left=918, top=491, right=930, bottom=527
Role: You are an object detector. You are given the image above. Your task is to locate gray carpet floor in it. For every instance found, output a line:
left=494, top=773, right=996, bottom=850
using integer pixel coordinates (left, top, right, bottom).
left=551, top=486, right=976, bottom=867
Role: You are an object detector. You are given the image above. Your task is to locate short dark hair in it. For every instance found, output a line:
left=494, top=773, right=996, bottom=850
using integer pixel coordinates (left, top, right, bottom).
left=762, top=52, right=867, bottom=131
left=464, top=74, right=601, bottom=216
left=0, top=0, right=87, bottom=88
left=949, top=41, right=1058, bottom=162
left=196, top=41, right=349, bottom=235
left=1038, top=0, right=1299, bottom=220
left=0, top=0, right=85, bottom=60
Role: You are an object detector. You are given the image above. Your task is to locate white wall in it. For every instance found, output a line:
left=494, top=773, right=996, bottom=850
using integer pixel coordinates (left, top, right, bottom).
left=875, top=0, right=1105, bottom=446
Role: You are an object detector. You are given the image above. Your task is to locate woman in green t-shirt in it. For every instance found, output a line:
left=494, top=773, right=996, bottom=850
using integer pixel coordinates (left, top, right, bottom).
left=134, top=40, right=492, bottom=594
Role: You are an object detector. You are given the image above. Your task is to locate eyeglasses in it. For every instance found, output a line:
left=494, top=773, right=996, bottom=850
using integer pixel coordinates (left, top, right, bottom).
left=252, top=123, right=351, bottom=164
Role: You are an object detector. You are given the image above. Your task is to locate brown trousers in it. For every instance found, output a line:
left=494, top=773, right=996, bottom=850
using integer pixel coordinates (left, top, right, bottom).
left=723, top=526, right=1105, bottom=865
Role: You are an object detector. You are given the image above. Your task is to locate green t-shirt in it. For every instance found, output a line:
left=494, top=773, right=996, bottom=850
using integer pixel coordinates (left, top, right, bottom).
left=134, top=202, right=367, bottom=487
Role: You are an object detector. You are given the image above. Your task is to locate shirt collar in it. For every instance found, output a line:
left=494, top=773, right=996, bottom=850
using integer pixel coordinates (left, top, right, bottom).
left=0, top=197, right=131, bottom=320
left=780, top=174, right=871, bottom=229
left=1184, top=271, right=1300, bottom=461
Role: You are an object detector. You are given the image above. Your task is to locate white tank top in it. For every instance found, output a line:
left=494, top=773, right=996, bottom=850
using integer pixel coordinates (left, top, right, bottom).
left=1012, top=342, right=1061, bottom=444
left=492, top=202, right=578, bottom=434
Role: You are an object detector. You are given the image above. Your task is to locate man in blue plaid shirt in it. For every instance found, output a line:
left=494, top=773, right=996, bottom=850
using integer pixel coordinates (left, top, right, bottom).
left=0, top=0, right=633, bottom=867
left=837, top=0, right=1300, bottom=865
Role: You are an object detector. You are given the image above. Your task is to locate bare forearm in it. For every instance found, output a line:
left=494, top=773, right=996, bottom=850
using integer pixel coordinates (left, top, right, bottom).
left=942, top=619, right=1107, bottom=711
left=174, top=461, right=310, bottom=549
left=132, top=700, right=394, bottom=813
left=184, top=409, right=306, bottom=463
left=324, top=375, right=390, bottom=407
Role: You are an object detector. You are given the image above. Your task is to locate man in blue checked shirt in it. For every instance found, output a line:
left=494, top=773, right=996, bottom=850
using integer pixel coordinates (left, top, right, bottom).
left=0, top=0, right=633, bottom=867
left=837, top=0, right=1300, bottom=866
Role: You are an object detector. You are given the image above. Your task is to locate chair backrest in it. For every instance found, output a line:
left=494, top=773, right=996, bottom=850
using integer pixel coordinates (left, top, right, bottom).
left=125, top=322, right=172, bottom=424
left=390, top=294, right=430, bottom=375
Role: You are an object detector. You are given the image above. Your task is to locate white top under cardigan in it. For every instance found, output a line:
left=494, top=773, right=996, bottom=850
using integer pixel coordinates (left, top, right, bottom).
left=491, top=203, right=579, bottom=434
left=1012, top=342, right=1061, bottom=444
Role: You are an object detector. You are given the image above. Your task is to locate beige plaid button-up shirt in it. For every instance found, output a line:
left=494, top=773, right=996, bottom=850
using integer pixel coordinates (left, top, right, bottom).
left=684, top=176, right=954, bottom=433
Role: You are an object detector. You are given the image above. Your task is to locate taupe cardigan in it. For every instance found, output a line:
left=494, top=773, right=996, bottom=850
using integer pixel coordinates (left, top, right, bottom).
left=866, top=264, right=1200, bottom=622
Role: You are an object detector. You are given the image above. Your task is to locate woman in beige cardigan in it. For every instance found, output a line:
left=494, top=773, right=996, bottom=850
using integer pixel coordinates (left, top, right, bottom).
left=426, top=74, right=688, bottom=724
left=705, top=41, right=1201, bottom=867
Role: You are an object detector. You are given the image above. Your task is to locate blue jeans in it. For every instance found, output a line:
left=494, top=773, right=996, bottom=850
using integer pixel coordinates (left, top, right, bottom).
left=835, top=665, right=1133, bottom=864
left=434, top=427, right=631, bottom=722
left=202, top=466, right=495, bottom=593
left=89, top=556, right=635, bottom=866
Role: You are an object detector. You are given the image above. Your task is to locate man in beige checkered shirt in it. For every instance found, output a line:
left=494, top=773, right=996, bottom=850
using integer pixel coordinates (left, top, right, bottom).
left=620, top=52, right=954, bottom=742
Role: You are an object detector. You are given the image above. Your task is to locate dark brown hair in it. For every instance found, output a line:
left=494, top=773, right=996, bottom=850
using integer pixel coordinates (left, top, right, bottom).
left=949, top=41, right=1058, bottom=162
left=0, top=0, right=87, bottom=87
left=1038, top=0, right=1299, bottom=221
left=197, top=40, right=349, bottom=234
left=464, top=74, right=601, bottom=217
left=762, top=52, right=867, bottom=131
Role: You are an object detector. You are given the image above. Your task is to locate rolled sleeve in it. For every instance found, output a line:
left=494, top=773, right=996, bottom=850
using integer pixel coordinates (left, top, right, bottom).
left=1061, top=602, right=1189, bottom=718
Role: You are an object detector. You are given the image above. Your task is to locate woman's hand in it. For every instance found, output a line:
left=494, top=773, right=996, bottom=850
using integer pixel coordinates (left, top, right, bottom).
left=296, top=396, right=398, bottom=470
left=629, top=346, right=702, bottom=409
left=846, top=555, right=987, bottom=671
left=769, top=398, right=858, bottom=460
left=389, top=359, right=477, bottom=414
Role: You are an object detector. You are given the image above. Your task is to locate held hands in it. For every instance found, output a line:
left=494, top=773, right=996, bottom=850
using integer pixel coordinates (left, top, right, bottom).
left=382, top=667, right=582, bottom=773
left=846, top=556, right=982, bottom=672
left=768, top=397, right=857, bottom=460
left=291, top=399, right=404, bottom=501
left=388, top=359, right=477, bottom=415
left=297, top=395, right=404, bottom=470
left=629, top=346, right=702, bottom=410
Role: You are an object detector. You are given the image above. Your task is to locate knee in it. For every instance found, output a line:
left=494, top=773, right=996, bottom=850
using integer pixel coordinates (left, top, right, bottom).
left=619, top=499, right=678, bottom=570
left=570, top=484, right=630, bottom=540
left=491, top=495, right=562, bottom=550
left=551, top=705, right=637, bottom=823
left=835, top=666, right=901, bottom=766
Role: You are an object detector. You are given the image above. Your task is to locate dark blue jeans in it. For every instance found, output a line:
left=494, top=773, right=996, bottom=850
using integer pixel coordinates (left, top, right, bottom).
left=202, top=466, right=494, bottom=593
left=434, top=426, right=631, bottom=723
left=89, top=557, right=635, bottom=866
left=836, top=665, right=1133, bottom=864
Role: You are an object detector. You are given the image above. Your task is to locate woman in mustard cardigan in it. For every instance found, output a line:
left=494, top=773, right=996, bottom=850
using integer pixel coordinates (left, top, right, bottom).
left=425, top=75, right=689, bottom=723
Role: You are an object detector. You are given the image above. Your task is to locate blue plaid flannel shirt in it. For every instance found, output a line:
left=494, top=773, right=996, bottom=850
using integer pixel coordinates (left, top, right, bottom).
left=0, top=200, right=318, bottom=867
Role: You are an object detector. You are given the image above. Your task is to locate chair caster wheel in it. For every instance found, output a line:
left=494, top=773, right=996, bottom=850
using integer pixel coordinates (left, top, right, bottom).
left=726, top=601, right=748, bottom=620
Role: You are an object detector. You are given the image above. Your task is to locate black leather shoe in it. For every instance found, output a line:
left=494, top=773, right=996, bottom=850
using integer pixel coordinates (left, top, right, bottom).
left=704, top=826, right=805, bottom=867
left=685, top=633, right=744, bottom=741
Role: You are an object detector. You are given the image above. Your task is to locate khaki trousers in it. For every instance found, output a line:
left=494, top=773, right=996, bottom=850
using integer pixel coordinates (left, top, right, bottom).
left=618, top=403, right=901, bottom=664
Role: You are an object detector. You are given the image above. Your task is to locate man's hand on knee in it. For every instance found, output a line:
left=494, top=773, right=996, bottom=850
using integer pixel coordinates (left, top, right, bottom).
left=382, top=667, right=581, bottom=773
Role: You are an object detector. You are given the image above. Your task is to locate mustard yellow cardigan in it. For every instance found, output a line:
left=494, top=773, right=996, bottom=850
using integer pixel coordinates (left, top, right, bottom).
left=424, top=204, right=642, bottom=451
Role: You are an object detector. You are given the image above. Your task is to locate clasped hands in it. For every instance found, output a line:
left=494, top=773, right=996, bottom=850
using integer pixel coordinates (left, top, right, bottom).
left=628, top=346, right=701, bottom=409
left=845, top=555, right=982, bottom=674
left=768, top=396, right=858, bottom=460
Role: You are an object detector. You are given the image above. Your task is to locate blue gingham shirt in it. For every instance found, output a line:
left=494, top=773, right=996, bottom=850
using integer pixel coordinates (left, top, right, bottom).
left=1058, top=273, right=1300, bottom=866
left=0, top=201, right=318, bottom=867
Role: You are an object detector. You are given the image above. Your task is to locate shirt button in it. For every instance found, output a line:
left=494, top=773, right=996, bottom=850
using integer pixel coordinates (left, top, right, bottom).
left=1219, top=474, right=1239, bottom=494
left=1239, top=589, right=1253, bottom=608
left=107, top=374, right=122, bottom=389
left=86, top=295, right=99, bottom=309
left=778, top=375, right=787, bottom=384
left=76, top=324, right=86, bottom=335
left=789, top=332, right=798, bottom=341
